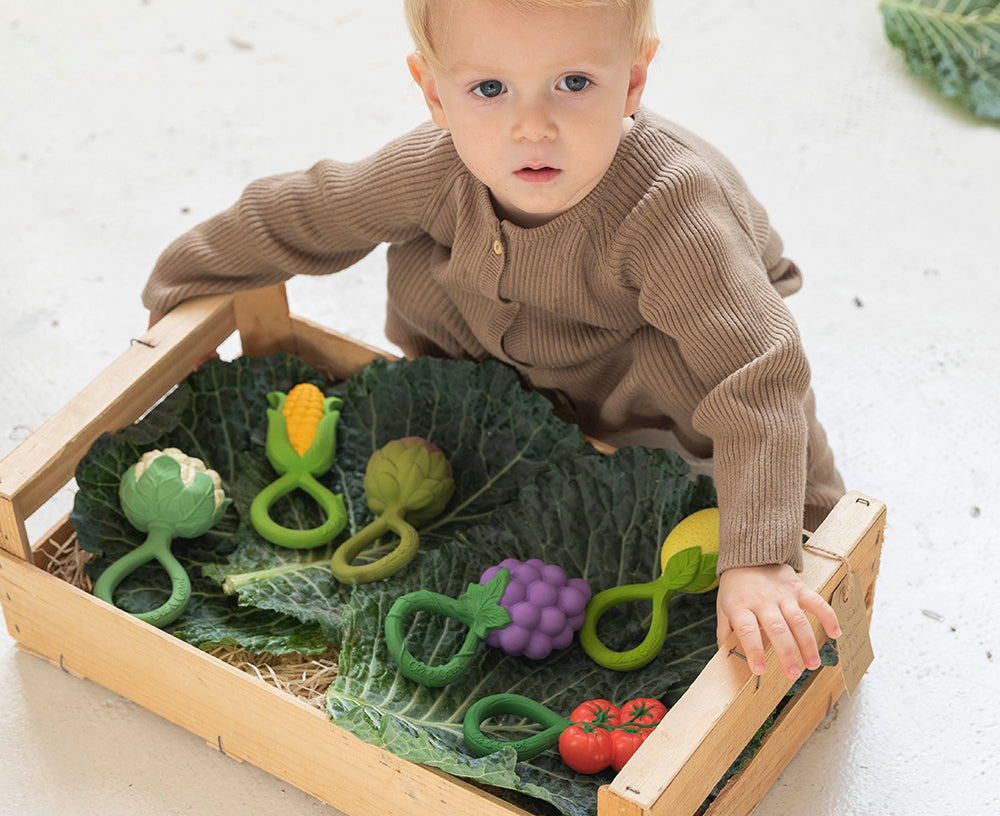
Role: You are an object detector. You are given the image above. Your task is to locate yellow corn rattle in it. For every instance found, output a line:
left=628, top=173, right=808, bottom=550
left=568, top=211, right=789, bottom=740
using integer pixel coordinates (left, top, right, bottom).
left=579, top=508, right=721, bottom=671
left=249, top=383, right=348, bottom=549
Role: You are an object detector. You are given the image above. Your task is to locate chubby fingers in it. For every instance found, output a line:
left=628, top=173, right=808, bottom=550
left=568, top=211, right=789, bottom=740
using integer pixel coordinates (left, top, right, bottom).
left=725, top=603, right=807, bottom=680
left=717, top=565, right=842, bottom=681
left=780, top=586, right=842, bottom=675
left=775, top=600, right=817, bottom=676
left=800, top=586, right=843, bottom=641
left=718, top=608, right=768, bottom=676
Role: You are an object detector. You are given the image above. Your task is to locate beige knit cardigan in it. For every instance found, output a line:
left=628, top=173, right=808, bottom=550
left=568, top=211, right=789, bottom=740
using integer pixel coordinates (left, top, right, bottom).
left=143, top=108, right=844, bottom=572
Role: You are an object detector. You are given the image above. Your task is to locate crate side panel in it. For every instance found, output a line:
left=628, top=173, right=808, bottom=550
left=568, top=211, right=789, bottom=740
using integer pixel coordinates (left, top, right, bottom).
left=0, top=552, right=529, bottom=816
left=289, top=315, right=397, bottom=380
left=0, top=294, right=237, bottom=524
left=233, top=285, right=299, bottom=359
left=704, top=664, right=846, bottom=816
left=0, top=495, right=31, bottom=561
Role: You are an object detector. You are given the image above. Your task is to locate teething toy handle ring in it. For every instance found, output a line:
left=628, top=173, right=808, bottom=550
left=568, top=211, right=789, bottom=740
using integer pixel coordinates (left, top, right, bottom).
left=463, top=693, right=571, bottom=761
left=579, top=579, right=676, bottom=672
left=250, top=472, right=348, bottom=549
left=384, top=569, right=512, bottom=687
left=330, top=504, right=419, bottom=584
left=92, top=526, right=192, bottom=629
left=384, top=588, right=486, bottom=687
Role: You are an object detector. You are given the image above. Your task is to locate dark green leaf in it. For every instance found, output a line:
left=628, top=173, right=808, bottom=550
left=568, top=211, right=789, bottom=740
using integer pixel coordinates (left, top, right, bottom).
left=72, top=352, right=726, bottom=815
left=327, top=448, right=719, bottom=816
left=206, top=357, right=593, bottom=643
left=881, top=0, right=1000, bottom=119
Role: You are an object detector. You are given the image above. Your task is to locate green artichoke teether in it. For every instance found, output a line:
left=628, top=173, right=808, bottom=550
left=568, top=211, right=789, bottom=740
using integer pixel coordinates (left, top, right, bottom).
left=330, top=437, right=454, bottom=584
left=250, top=383, right=348, bottom=549
left=385, top=568, right=512, bottom=687
left=579, top=508, right=721, bottom=671
left=93, top=448, right=231, bottom=628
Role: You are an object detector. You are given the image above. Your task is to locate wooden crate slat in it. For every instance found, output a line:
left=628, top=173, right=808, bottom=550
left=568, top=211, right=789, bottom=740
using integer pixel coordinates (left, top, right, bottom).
left=289, top=313, right=397, bottom=379
left=0, top=496, right=30, bottom=561
left=704, top=663, right=846, bottom=816
left=0, top=548, right=531, bottom=816
left=232, top=285, right=299, bottom=358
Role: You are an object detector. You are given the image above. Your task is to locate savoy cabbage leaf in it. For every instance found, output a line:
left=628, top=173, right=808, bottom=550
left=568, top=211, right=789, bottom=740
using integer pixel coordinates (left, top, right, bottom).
left=881, top=0, right=1000, bottom=119
left=72, top=351, right=726, bottom=815
left=203, top=355, right=597, bottom=645
left=326, top=448, right=719, bottom=816
left=73, top=353, right=596, bottom=652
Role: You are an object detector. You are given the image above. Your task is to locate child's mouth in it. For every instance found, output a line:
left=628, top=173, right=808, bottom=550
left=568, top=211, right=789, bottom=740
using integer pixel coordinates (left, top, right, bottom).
left=515, top=166, right=561, bottom=183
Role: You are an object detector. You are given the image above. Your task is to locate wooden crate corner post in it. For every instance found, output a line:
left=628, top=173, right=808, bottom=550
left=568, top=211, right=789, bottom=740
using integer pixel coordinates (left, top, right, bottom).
left=232, top=284, right=298, bottom=359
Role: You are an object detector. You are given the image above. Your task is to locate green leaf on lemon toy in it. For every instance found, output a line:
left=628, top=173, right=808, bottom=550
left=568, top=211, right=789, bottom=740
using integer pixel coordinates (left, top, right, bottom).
left=659, top=507, right=720, bottom=593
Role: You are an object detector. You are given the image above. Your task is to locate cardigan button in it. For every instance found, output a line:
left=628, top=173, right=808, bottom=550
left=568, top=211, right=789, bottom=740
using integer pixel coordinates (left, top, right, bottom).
left=492, top=239, right=503, bottom=255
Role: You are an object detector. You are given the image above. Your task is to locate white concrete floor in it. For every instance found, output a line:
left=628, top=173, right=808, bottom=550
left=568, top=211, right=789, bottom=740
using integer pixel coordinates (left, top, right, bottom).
left=2, top=1, right=998, bottom=814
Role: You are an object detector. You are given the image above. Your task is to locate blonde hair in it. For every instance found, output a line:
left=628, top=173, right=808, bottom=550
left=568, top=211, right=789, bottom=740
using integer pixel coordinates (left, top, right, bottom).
left=404, top=0, right=657, bottom=70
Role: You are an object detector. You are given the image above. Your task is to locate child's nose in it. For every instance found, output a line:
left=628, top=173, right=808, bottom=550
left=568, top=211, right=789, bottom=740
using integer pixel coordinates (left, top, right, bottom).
left=513, top=103, right=556, bottom=143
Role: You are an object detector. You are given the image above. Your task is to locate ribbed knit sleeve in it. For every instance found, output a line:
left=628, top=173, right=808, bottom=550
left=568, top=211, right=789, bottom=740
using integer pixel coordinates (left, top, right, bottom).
left=628, top=141, right=810, bottom=571
left=142, top=121, right=461, bottom=314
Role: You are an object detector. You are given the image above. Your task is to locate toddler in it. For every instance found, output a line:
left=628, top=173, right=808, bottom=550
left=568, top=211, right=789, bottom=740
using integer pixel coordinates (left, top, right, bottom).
left=143, top=0, right=845, bottom=681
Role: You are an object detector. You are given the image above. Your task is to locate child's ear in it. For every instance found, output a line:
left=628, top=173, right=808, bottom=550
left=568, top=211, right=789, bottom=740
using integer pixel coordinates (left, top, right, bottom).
left=624, top=38, right=660, bottom=117
left=407, top=51, right=450, bottom=130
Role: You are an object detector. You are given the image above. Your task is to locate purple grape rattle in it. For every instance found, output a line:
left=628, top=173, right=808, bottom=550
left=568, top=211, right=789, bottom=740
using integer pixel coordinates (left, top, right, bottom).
left=481, top=558, right=592, bottom=660
left=384, top=558, right=592, bottom=687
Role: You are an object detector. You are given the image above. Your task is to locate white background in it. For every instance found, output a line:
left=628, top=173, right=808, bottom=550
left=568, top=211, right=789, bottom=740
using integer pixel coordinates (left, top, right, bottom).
left=2, top=1, right=998, bottom=814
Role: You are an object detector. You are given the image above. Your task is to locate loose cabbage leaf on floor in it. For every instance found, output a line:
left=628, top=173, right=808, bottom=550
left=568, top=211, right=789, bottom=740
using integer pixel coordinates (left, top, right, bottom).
left=881, top=0, right=1000, bottom=120
left=327, top=447, right=719, bottom=816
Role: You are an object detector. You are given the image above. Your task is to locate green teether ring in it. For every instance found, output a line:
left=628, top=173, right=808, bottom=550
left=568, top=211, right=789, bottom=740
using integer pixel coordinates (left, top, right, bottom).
left=579, top=577, right=683, bottom=671
left=94, top=451, right=231, bottom=628
left=463, top=693, right=571, bottom=761
left=93, top=525, right=192, bottom=627
left=250, top=384, right=348, bottom=549
left=329, top=504, right=419, bottom=583
left=580, top=508, right=721, bottom=671
left=330, top=437, right=454, bottom=584
left=384, top=568, right=512, bottom=687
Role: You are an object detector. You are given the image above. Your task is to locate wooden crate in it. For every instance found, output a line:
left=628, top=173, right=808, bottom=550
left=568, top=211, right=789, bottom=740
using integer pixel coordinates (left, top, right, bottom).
left=0, top=285, right=885, bottom=816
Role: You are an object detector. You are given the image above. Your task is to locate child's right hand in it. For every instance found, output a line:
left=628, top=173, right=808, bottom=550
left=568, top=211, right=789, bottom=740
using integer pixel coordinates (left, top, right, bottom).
left=716, top=564, right=841, bottom=680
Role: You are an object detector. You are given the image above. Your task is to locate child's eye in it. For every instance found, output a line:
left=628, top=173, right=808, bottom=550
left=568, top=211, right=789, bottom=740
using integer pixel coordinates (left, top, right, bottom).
left=473, top=80, right=505, bottom=98
left=557, top=75, right=590, bottom=92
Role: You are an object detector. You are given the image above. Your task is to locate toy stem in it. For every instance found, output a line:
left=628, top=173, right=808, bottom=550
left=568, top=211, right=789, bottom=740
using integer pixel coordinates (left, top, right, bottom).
left=330, top=503, right=419, bottom=584
left=579, top=579, right=677, bottom=672
left=92, top=525, right=191, bottom=629
left=250, top=472, right=348, bottom=549
left=463, top=693, right=572, bottom=761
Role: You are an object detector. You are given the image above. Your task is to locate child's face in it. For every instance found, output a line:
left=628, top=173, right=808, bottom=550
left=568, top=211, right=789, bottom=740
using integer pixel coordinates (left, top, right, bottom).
left=409, top=0, right=654, bottom=227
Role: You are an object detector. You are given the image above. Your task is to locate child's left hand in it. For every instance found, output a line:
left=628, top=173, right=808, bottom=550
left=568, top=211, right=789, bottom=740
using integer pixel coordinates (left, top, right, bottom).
left=716, top=564, right=841, bottom=680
